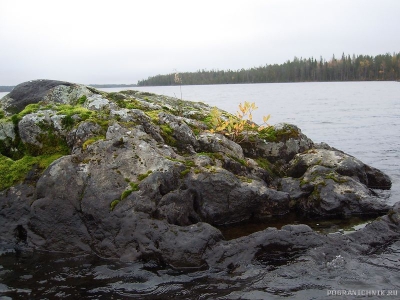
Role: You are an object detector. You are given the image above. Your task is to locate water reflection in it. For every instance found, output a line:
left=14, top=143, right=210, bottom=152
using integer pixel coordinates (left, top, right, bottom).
left=218, top=213, right=381, bottom=240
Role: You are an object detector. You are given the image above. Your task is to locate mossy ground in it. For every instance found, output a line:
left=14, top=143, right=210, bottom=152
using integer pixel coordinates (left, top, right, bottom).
left=0, top=153, right=64, bottom=190
left=0, top=102, right=93, bottom=190
left=0, top=88, right=285, bottom=192
left=258, top=124, right=300, bottom=142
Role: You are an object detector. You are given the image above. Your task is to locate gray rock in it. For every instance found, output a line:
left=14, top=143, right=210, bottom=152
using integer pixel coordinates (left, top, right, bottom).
left=0, top=121, right=15, bottom=141
left=85, top=94, right=112, bottom=111
left=17, top=110, right=68, bottom=150
left=155, top=188, right=201, bottom=225
left=184, top=168, right=289, bottom=225
left=159, top=112, right=199, bottom=150
left=18, top=112, right=52, bottom=147
left=286, top=148, right=391, bottom=189
left=280, top=165, right=390, bottom=216
left=66, top=121, right=103, bottom=151
left=197, top=133, right=244, bottom=159
left=243, top=123, right=314, bottom=164
left=205, top=224, right=325, bottom=271
left=1, top=79, right=92, bottom=115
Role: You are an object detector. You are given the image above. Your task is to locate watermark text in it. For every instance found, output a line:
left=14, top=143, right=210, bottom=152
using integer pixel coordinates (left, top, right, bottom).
left=327, top=290, right=398, bottom=297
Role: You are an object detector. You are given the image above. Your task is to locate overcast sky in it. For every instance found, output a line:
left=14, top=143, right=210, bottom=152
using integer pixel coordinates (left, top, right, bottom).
left=1, top=0, right=399, bottom=85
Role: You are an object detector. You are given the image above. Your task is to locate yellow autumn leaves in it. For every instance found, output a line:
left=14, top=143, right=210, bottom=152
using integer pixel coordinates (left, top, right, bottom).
left=209, top=101, right=270, bottom=142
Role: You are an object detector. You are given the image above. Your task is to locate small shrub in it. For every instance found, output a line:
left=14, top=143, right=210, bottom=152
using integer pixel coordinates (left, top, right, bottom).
left=208, top=102, right=270, bottom=143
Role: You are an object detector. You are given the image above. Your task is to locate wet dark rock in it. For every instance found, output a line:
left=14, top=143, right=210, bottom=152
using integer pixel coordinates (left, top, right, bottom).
left=0, top=184, right=34, bottom=247
left=204, top=209, right=400, bottom=278
left=183, top=169, right=290, bottom=225
left=205, top=224, right=326, bottom=272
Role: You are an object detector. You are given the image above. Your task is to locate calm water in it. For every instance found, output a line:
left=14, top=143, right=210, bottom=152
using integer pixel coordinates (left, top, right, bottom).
left=1, top=82, right=400, bottom=299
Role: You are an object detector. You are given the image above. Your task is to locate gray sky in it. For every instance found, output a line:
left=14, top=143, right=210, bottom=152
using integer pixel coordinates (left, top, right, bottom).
left=1, top=0, right=399, bottom=85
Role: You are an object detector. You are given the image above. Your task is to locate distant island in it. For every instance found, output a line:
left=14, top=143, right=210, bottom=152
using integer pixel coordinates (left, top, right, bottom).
left=88, top=84, right=137, bottom=88
left=138, top=52, right=400, bottom=86
left=0, top=83, right=137, bottom=93
left=0, top=86, right=14, bottom=92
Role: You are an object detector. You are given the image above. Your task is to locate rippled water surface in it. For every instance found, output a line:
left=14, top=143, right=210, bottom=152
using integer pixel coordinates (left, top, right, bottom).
left=1, top=240, right=400, bottom=299
left=1, top=82, right=400, bottom=299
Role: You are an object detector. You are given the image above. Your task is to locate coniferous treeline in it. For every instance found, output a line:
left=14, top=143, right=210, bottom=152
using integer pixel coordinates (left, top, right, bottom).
left=137, top=52, right=400, bottom=86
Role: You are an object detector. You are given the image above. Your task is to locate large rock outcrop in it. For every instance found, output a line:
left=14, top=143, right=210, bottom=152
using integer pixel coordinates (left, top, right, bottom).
left=0, top=79, right=396, bottom=269
left=0, top=79, right=92, bottom=115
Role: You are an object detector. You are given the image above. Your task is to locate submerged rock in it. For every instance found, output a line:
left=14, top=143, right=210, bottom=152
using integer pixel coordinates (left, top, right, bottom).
left=0, top=79, right=396, bottom=270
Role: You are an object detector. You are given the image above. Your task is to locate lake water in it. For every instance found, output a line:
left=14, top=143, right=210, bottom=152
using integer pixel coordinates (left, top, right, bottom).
left=1, top=82, right=400, bottom=299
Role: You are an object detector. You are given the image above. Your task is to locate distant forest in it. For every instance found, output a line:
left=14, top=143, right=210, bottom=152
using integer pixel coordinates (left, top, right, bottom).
left=137, top=52, right=400, bottom=86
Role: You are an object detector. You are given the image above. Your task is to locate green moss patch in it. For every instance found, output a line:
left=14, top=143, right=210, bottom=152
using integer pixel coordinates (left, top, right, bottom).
left=325, top=172, right=348, bottom=184
left=137, top=170, right=153, bottom=181
left=159, top=124, right=177, bottom=147
left=110, top=199, right=120, bottom=211
left=145, top=110, right=162, bottom=123
left=55, top=104, right=93, bottom=120
left=82, top=135, right=105, bottom=150
left=18, top=103, right=41, bottom=118
left=25, top=127, right=70, bottom=157
left=258, top=124, right=300, bottom=142
left=130, top=182, right=139, bottom=191
left=77, top=95, right=87, bottom=105
left=180, top=168, right=191, bottom=178
left=0, top=153, right=63, bottom=190
left=121, top=189, right=133, bottom=200
left=197, top=152, right=224, bottom=161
